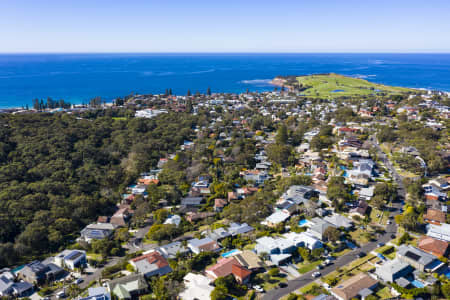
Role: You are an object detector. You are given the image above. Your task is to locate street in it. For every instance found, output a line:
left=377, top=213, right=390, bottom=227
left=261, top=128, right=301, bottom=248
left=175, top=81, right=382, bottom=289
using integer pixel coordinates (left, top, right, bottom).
left=262, top=134, right=405, bottom=300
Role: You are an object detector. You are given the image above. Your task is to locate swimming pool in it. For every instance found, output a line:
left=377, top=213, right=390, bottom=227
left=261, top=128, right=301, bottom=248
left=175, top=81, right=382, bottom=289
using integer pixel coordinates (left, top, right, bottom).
left=298, top=219, right=311, bottom=227
left=221, top=249, right=241, bottom=258
left=411, top=280, right=425, bottom=288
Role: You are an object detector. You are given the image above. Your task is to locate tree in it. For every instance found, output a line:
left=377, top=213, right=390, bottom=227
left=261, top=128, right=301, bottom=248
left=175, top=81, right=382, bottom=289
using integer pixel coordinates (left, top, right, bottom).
left=268, top=267, right=280, bottom=277
left=371, top=195, right=385, bottom=209
left=266, top=143, right=293, bottom=166
left=323, top=227, right=340, bottom=242
left=276, top=124, right=288, bottom=144
left=297, top=247, right=311, bottom=262
left=211, top=285, right=228, bottom=300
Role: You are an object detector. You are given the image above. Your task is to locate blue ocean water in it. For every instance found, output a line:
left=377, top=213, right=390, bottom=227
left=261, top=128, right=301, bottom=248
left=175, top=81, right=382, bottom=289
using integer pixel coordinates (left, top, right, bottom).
left=0, top=53, right=450, bottom=108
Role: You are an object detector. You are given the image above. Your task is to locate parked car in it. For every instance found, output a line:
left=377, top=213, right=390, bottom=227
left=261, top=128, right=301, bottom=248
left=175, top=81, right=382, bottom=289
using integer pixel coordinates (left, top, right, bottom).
left=56, top=291, right=66, bottom=299
left=377, top=242, right=385, bottom=247
left=75, top=278, right=84, bottom=285
left=253, top=285, right=264, bottom=293
left=357, top=252, right=366, bottom=258
left=316, top=264, right=323, bottom=270
left=278, top=282, right=288, bottom=288
left=312, top=272, right=321, bottom=278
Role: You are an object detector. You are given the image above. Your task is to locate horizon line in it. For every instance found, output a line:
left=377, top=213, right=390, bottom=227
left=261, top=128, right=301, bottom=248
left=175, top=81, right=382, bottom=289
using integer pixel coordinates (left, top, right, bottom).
left=1, top=51, right=450, bottom=55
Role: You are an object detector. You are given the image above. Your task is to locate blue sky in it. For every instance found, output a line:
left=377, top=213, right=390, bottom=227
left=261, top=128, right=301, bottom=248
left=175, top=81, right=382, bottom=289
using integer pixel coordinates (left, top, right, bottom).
left=1, top=0, right=449, bottom=53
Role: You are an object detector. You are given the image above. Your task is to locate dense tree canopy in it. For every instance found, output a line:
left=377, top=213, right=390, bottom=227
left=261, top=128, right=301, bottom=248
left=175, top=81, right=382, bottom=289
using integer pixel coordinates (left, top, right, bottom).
left=0, top=110, right=199, bottom=267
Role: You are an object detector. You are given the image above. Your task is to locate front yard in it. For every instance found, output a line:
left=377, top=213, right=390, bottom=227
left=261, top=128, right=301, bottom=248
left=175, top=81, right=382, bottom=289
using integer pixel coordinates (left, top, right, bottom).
left=323, top=254, right=377, bottom=287
left=369, top=207, right=389, bottom=225
left=375, top=245, right=397, bottom=260
left=296, top=259, right=323, bottom=274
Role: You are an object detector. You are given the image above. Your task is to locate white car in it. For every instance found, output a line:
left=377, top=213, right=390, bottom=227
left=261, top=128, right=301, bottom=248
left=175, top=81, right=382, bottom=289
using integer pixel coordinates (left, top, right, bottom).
left=75, top=278, right=84, bottom=285
left=253, top=285, right=264, bottom=293
left=312, top=272, right=321, bottom=278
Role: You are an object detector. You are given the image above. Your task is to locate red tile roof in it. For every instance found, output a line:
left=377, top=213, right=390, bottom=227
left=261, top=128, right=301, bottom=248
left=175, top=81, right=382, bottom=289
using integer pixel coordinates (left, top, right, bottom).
left=131, top=252, right=169, bottom=268
left=418, top=236, right=449, bottom=257
left=232, top=263, right=252, bottom=281
left=206, top=257, right=240, bottom=278
left=423, top=209, right=446, bottom=224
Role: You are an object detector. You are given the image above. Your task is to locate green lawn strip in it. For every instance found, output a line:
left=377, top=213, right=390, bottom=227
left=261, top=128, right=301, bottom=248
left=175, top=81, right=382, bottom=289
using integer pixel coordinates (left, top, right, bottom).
left=375, top=245, right=396, bottom=260
left=297, top=260, right=323, bottom=274
left=376, top=286, right=394, bottom=299
left=261, top=275, right=288, bottom=291
left=331, top=248, right=351, bottom=257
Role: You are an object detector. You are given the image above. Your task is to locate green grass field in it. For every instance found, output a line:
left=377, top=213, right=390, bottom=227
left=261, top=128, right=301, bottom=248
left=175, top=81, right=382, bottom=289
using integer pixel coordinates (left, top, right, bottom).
left=296, top=73, right=414, bottom=98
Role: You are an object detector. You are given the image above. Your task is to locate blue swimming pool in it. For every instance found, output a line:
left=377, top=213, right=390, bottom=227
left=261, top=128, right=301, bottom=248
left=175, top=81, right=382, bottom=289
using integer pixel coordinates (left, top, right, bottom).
left=221, top=249, right=240, bottom=258
left=411, top=280, right=425, bottom=288
left=299, top=219, right=308, bottom=226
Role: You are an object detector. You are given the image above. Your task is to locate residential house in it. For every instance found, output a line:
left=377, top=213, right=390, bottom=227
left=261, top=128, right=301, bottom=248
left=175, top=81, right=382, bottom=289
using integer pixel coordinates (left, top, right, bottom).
left=129, top=252, right=172, bottom=278
left=281, top=185, right=316, bottom=206
left=358, top=186, right=375, bottom=201
left=0, top=275, right=14, bottom=297
left=157, top=241, right=190, bottom=259
left=208, top=227, right=232, bottom=241
left=427, top=223, right=450, bottom=242
left=17, top=261, right=64, bottom=285
left=181, top=197, right=203, bottom=207
left=418, top=236, right=449, bottom=258
left=375, top=259, right=413, bottom=282
left=164, top=214, right=182, bottom=226
left=276, top=200, right=298, bottom=215
left=214, top=198, right=228, bottom=212
left=423, top=209, right=446, bottom=225
left=233, top=250, right=265, bottom=270
left=350, top=200, right=369, bottom=218
left=179, top=273, right=213, bottom=300
left=307, top=217, right=335, bottom=240
left=228, top=223, right=254, bottom=236
left=54, top=249, right=87, bottom=270
left=264, top=211, right=290, bottom=227
left=187, top=238, right=221, bottom=255
left=79, top=287, right=111, bottom=300
left=205, top=257, right=252, bottom=284
left=429, top=178, right=450, bottom=190
left=423, top=183, right=448, bottom=201
left=324, top=214, right=353, bottom=230
left=397, top=245, right=443, bottom=272
left=228, top=191, right=238, bottom=202
left=79, top=223, right=116, bottom=243
left=186, top=212, right=215, bottom=223
left=106, top=274, right=148, bottom=300
left=282, top=232, right=323, bottom=250
left=240, top=170, right=270, bottom=185
left=331, top=273, right=378, bottom=300
left=110, top=207, right=131, bottom=227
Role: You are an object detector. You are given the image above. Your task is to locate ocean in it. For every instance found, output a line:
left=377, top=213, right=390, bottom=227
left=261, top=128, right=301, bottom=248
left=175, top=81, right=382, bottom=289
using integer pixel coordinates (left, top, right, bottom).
left=0, top=53, right=450, bottom=108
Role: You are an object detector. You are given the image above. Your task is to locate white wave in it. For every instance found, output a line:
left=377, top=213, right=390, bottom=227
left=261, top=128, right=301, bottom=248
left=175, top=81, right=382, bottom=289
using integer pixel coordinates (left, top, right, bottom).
left=240, top=79, right=273, bottom=85
left=189, top=69, right=215, bottom=74
left=350, top=74, right=377, bottom=79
